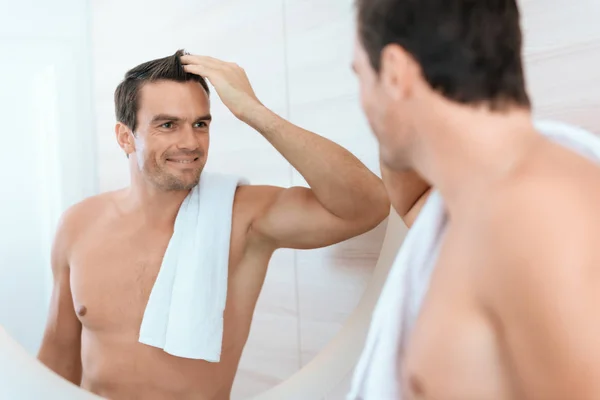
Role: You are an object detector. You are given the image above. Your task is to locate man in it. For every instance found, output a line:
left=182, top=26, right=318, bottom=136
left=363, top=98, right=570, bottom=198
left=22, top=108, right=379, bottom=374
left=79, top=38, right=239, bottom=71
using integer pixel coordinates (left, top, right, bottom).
left=37, top=50, right=390, bottom=399
left=352, top=0, right=600, bottom=399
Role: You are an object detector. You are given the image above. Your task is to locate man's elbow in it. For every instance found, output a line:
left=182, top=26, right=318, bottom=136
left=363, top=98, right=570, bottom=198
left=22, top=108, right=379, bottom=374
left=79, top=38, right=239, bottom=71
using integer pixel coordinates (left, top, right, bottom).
left=372, top=190, right=392, bottom=223
left=355, top=188, right=391, bottom=231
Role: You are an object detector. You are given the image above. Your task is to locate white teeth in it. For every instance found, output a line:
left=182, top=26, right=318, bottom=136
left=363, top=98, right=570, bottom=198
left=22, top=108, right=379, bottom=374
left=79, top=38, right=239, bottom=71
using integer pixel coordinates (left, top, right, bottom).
left=170, top=160, right=193, bottom=164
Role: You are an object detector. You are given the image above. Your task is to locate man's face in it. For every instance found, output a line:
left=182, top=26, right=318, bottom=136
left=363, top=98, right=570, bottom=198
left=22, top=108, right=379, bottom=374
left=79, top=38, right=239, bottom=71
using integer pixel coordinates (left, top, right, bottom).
left=353, top=36, right=414, bottom=170
left=132, top=80, right=211, bottom=191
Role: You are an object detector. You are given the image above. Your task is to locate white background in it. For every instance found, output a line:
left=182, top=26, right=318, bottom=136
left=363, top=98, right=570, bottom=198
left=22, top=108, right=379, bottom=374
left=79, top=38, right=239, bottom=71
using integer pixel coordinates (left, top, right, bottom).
left=0, top=0, right=96, bottom=354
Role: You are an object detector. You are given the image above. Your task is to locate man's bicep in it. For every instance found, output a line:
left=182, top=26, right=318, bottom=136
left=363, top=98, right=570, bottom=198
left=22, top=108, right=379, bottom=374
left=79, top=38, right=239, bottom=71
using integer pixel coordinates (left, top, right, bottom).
left=250, top=186, right=367, bottom=249
left=38, top=216, right=82, bottom=379
left=38, top=263, right=82, bottom=384
left=45, top=261, right=81, bottom=340
left=41, top=250, right=80, bottom=341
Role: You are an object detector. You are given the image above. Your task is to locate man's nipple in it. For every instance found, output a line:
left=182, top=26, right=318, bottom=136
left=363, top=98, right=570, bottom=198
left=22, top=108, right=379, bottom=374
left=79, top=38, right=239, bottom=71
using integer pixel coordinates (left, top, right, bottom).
left=76, top=305, right=87, bottom=317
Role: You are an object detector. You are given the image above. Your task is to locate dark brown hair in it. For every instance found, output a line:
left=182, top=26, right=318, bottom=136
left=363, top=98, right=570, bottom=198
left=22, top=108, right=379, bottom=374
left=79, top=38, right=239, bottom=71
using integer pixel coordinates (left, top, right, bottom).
left=356, top=0, right=531, bottom=110
left=114, top=49, right=210, bottom=133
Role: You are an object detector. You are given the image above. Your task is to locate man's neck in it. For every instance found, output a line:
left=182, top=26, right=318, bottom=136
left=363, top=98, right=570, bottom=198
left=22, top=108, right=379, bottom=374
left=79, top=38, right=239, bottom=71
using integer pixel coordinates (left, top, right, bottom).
left=124, top=178, right=191, bottom=226
left=408, top=98, right=539, bottom=213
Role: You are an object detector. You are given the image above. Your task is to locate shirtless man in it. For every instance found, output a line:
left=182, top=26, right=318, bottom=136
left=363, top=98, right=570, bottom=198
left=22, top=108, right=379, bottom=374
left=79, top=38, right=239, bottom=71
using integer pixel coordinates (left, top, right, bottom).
left=352, top=0, right=600, bottom=399
left=37, top=50, right=390, bottom=399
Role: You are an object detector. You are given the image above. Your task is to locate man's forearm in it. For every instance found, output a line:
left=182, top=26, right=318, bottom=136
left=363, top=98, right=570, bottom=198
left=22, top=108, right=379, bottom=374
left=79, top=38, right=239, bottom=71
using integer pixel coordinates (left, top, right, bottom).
left=242, top=105, right=389, bottom=220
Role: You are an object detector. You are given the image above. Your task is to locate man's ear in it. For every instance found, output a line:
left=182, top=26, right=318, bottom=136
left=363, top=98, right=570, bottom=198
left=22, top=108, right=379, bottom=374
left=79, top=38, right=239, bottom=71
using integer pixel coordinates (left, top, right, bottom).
left=115, top=122, right=135, bottom=157
left=379, top=44, right=417, bottom=101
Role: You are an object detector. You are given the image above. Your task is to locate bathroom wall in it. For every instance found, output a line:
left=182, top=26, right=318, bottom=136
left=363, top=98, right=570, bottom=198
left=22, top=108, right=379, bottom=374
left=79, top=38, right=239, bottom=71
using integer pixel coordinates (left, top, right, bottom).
left=0, top=0, right=96, bottom=354
left=90, top=0, right=600, bottom=398
left=521, top=0, right=600, bottom=133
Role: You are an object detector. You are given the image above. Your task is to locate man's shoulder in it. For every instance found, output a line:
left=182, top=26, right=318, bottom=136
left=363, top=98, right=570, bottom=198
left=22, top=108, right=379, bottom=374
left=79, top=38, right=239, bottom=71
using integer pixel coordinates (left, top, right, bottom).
left=470, top=146, right=600, bottom=305
left=57, top=190, right=122, bottom=237
left=496, top=138, right=600, bottom=229
left=233, top=184, right=291, bottom=242
left=233, top=184, right=285, bottom=212
left=473, top=168, right=600, bottom=281
left=52, top=190, right=122, bottom=265
left=481, top=178, right=594, bottom=244
left=488, top=160, right=599, bottom=227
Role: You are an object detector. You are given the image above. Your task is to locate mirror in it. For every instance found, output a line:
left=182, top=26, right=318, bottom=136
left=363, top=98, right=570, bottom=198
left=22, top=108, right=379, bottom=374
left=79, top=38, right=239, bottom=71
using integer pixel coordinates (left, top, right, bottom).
left=1, top=0, right=599, bottom=399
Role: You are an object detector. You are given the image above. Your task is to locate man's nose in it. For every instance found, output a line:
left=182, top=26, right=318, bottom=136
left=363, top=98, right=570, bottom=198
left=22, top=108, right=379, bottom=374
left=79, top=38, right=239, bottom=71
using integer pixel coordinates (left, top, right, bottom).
left=177, top=126, right=200, bottom=150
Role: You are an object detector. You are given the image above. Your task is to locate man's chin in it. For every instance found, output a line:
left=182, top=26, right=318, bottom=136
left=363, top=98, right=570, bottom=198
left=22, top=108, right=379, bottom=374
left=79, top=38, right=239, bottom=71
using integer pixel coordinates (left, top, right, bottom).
left=160, top=173, right=201, bottom=191
left=164, top=181, right=199, bottom=192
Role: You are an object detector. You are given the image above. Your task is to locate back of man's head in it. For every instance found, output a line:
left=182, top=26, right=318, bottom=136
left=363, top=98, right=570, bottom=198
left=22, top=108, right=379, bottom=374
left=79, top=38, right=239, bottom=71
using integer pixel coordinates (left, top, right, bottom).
left=114, top=49, right=210, bottom=133
left=356, top=0, right=530, bottom=111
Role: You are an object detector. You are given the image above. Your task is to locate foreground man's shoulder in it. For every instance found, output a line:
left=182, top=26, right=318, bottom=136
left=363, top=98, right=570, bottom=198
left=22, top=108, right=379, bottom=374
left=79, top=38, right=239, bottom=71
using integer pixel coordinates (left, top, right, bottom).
left=477, top=174, right=600, bottom=275
left=484, top=181, right=591, bottom=239
left=494, top=170, right=598, bottom=224
left=474, top=180, right=598, bottom=308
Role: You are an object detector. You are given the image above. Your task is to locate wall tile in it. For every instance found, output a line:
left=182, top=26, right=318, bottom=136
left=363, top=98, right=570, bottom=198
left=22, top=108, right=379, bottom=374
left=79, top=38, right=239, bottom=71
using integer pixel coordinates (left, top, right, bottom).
left=296, top=222, right=387, bottom=365
left=233, top=249, right=299, bottom=399
left=284, top=0, right=357, bottom=107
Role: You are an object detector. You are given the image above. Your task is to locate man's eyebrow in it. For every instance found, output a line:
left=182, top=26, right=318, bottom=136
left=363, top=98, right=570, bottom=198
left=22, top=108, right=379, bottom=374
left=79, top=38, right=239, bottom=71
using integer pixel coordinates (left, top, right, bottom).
left=195, top=114, right=212, bottom=122
left=150, top=114, right=212, bottom=123
left=151, top=114, right=182, bottom=123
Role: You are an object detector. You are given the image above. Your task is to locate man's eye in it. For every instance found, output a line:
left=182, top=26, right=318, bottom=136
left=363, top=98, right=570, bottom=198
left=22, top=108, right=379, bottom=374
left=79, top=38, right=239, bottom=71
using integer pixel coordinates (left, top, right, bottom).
left=161, top=122, right=173, bottom=129
left=194, top=122, right=207, bottom=128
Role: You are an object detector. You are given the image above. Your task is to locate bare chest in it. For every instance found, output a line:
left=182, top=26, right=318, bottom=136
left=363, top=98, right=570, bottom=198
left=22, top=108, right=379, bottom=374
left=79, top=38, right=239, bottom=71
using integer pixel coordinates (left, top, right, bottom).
left=402, top=227, right=514, bottom=400
left=68, top=217, right=262, bottom=339
left=70, top=227, right=174, bottom=332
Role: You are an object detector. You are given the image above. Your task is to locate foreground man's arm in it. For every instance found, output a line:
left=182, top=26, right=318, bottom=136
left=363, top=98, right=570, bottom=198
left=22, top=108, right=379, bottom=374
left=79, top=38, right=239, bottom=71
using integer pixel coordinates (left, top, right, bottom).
left=37, top=212, right=82, bottom=385
left=182, top=55, right=390, bottom=248
left=480, top=186, right=600, bottom=400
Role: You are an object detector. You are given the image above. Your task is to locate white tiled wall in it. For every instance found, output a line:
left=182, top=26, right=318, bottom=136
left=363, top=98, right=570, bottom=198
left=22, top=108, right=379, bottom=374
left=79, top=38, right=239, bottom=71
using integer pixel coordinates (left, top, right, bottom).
left=521, top=0, right=600, bottom=133
left=90, top=0, right=600, bottom=398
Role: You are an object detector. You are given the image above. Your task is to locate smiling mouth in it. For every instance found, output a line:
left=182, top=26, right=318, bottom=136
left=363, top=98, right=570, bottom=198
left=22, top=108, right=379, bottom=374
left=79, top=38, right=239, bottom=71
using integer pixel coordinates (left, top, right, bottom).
left=167, top=157, right=199, bottom=164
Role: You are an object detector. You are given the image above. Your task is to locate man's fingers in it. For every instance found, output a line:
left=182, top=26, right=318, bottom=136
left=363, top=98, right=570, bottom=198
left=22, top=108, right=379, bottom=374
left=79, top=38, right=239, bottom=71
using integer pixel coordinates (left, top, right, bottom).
left=181, top=55, right=242, bottom=73
left=183, top=63, right=216, bottom=79
left=180, top=54, right=210, bottom=65
left=181, top=55, right=226, bottom=69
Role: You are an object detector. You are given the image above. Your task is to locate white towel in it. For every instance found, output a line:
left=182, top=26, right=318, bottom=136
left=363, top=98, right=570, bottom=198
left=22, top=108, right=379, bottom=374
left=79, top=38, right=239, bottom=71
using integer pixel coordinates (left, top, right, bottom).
left=139, top=172, right=248, bottom=362
left=347, top=120, right=600, bottom=399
